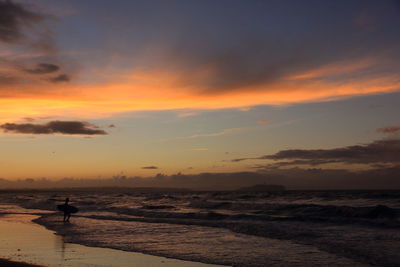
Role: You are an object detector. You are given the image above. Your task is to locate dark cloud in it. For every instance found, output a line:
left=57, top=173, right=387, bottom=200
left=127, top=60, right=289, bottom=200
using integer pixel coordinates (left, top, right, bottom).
left=167, top=42, right=305, bottom=94
left=24, top=63, right=60, bottom=74
left=0, top=121, right=107, bottom=135
left=232, top=139, right=400, bottom=166
left=251, top=159, right=343, bottom=170
left=231, top=157, right=251, bottom=162
left=394, top=0, right=400, bottom=11
left=108, top=124, right=116, bottom=128
left=49, top=74, right=70, bottom=83
left=0, top=0, right=44, bottom=43
left=142, top=166, right=159, bottom=170
left=0, top=1, right=73, bottom=89
left=377, top=126, right=400, bottom=134
left=0, top=74, right=17, bottom=84
left=135, top=0, right=400, bottom=96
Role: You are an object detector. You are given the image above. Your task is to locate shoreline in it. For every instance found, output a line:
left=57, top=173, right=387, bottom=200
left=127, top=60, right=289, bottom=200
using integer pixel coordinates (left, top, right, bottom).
left=34, top=212, right=368, bottom=267
left=0, top=259, right=44, bottom=267
left=2, top=191, right=399, bottom=267
left=0, top=212, right=225, bottom=267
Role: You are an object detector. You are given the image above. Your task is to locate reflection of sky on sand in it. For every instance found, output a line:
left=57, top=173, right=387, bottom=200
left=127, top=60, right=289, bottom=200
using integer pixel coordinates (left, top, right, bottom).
left=0, top=212, right=224, bottom=267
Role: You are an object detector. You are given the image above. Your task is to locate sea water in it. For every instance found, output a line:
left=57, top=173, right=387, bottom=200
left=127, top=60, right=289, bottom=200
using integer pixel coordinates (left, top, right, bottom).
left=0, top=190, right=399, bottom=266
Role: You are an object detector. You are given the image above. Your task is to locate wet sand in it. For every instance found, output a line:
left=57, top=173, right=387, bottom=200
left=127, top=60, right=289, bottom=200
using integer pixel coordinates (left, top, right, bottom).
left=37, top=213, right=370, bottom=267
left=0, top=213, right=225, bottom=267
left=0, top=259, right=44, bottom=267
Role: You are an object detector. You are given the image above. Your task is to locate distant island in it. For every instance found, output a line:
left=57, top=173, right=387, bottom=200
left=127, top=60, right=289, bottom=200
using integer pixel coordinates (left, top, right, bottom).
left=237, top=184, right=286, bottom=192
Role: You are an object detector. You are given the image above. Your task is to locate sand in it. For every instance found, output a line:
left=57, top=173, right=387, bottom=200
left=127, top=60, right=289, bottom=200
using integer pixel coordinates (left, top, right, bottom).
left=0, top=259, right=44, bottom=267
left=0, top=213, right=225, bottom=267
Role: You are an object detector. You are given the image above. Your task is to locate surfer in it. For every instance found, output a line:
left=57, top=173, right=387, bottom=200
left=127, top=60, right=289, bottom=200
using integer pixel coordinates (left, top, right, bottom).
left=63, top=198, right=71, bottom=222
left=57, top=197, right=79, bottom=222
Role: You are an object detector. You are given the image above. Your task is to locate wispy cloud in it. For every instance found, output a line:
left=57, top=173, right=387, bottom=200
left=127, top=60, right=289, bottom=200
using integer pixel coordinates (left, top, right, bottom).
left=175, top=110, right=201, bottom=118
left=1, top=1, right=399, bottom=120
left=159, top=127, right=244, bottom=143
left=160, top=118, right=302, bottom=144
left=256, top=120, right=272, bottom=125
left=377, top=126, right=400, bottom=134
left=186, top=128, right=243, bottom=139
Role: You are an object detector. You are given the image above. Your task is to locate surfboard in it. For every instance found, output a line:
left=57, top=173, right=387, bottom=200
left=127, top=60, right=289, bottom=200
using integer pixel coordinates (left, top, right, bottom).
left=57, top=204, right=79, bottom=213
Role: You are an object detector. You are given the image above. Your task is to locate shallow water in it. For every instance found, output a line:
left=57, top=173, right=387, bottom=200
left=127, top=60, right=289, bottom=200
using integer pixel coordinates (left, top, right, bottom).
left=35, top=213, right=369, bottom=267
left=0, top=212, right=224, bottom=267
left=1, top=190, right=399, bottom=266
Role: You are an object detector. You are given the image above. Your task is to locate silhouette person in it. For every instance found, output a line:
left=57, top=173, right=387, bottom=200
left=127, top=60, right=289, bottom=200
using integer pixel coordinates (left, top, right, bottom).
left=57, top=197, right=78, bottom=222
left=63, top=197, right=71, bottom=222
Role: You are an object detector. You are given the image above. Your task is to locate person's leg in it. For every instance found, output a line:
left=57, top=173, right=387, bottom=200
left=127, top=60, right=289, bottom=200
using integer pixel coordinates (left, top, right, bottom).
left=63, top=212, right=67, bottom=222
left=67, top=213, right=71, bottom=222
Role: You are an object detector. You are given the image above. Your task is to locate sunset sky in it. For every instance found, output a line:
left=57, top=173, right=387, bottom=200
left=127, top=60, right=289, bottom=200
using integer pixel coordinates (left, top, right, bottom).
left=0, top=0, right=399, bottom=183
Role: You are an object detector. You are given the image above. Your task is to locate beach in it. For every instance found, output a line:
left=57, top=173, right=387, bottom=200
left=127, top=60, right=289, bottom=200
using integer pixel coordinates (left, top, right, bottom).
left=0, top=259, right=44, bottom=267
left=0, top=190, right=398, bottom=266
left=1, top=0, right=399, bottom=266
left=0, top=211, right=224, bottom=267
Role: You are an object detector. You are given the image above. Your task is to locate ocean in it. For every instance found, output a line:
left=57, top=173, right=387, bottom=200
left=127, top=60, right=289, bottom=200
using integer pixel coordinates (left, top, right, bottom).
left=0, top=190, right=399, bottom=267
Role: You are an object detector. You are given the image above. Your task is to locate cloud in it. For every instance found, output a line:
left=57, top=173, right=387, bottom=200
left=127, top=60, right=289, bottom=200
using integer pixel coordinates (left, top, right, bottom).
left=232, top=139, right=400, bottom=167
left=251, top=159, right=343, bottom=170
left=159, top=127, right=243, bottom=143
left=0, top=0, right=400, bottom=120
left=2, top=167, right=400, bottom=190
left=24, top=63, right=59, bottom=74
left=176, top=111, right=200, bottom=118
left=141, top=166, right=158, bottom=170
left=143, top=1, right=400, bottom=99
left=377, top=126, right=400, bottom=134
left=21, top=116, right=54, bottom=122
left=49, top=74, right=70, bottom=83
left=169, top=42, right=303, bottom=94
left=192, top=148, right=208, bottom=151
left=256, top=120, right=272, bottom=125
left=186, top=128, right=242, bottom=139
left=22, top=117, right=35, bottom=122
left=0, top=120, right=107, bottom=135
left=0, top=0, right=44, bottom=44
left=0, top=0, right=72, bottom=98
left=0, top=74, right=17, bottom=84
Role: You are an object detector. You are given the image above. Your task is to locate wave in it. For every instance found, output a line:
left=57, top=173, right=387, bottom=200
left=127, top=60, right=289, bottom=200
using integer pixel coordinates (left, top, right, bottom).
left=2, top=190, right=400, bottom=267
left=5, top=192, right=399, bottom=227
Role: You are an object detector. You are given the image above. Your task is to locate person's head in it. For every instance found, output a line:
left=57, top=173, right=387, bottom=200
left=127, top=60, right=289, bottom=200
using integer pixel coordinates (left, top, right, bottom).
left=65, top=197, right=69, bottom=204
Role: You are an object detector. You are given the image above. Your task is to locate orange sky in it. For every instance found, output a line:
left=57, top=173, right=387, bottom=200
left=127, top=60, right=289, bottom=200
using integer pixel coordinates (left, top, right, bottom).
left=0, top=0, right=399, bottom=182
left=0, top=56, right=398, bottom=123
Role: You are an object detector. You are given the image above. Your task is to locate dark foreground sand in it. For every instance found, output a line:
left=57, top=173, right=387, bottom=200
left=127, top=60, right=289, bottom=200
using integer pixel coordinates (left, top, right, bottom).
left=0, top=259, right=44, bottom=267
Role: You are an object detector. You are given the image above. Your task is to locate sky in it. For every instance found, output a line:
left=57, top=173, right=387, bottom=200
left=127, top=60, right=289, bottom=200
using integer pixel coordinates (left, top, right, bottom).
left=0, top=0, right=399, bottom=188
